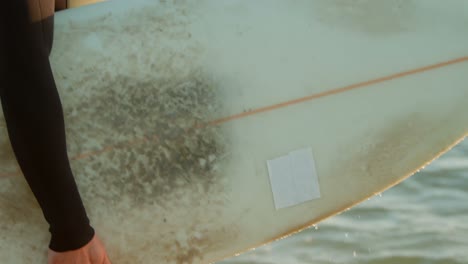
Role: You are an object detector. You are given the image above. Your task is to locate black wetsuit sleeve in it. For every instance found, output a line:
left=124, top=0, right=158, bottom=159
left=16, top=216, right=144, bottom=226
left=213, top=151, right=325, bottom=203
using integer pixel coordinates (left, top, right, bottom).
left=1, top=1, right=95, bottom=252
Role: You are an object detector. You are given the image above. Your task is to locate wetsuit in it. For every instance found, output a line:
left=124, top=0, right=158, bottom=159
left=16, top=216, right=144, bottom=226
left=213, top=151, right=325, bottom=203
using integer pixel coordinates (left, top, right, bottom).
left=1, top=0, right=95, bottom=252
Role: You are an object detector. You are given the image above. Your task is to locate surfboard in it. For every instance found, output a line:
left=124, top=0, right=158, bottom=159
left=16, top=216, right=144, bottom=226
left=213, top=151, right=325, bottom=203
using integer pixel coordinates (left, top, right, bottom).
left=1, top=0, right=467, bottom=263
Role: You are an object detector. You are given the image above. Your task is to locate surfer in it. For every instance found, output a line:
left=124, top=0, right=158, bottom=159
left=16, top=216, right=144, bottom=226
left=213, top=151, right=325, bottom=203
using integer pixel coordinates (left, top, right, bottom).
left=1, top=1, right=111, bottom=263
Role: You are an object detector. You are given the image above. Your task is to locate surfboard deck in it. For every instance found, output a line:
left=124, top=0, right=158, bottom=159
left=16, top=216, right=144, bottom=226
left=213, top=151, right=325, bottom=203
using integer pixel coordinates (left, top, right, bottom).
left=1, top=0, right=467, bottom=263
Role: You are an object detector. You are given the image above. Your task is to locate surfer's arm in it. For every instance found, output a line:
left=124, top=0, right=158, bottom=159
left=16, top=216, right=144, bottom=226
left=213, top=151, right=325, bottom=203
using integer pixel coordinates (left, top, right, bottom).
left=0, top=0, right=94, bottom=252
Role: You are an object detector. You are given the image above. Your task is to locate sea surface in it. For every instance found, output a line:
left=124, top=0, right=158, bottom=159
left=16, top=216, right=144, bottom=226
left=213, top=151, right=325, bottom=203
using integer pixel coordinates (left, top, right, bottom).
left=220, top=139, right=468, bottom=264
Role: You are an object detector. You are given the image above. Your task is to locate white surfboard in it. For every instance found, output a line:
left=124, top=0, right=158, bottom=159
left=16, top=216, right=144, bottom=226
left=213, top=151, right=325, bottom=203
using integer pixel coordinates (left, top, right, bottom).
left=1, top=0, right=467, bottom=263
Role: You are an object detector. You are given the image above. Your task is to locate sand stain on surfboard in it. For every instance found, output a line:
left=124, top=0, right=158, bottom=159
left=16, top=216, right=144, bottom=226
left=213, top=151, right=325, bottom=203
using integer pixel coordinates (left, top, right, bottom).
left=312, top=0, right=416, bottom=35
left=0, top=2, right=239, bottom=263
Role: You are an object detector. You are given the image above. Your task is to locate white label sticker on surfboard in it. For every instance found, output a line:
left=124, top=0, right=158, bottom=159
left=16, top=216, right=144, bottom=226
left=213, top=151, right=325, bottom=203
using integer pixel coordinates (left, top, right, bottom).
left=267, top=148, right=321, bottom=209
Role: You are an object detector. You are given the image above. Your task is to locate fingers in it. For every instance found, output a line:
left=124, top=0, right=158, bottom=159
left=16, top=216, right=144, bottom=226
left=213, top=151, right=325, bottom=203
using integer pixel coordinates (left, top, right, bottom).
left=47, top=234, right=111, bottom=264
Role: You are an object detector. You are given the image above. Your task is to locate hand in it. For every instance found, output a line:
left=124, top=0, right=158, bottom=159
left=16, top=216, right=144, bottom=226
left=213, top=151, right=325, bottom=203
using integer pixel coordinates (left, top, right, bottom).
left=48, top=234, right=111, bottom=264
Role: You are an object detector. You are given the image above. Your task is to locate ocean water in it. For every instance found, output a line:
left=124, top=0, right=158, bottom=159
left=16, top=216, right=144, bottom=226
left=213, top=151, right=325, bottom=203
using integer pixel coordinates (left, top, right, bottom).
left=220, top=139, right=468, bottom=264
